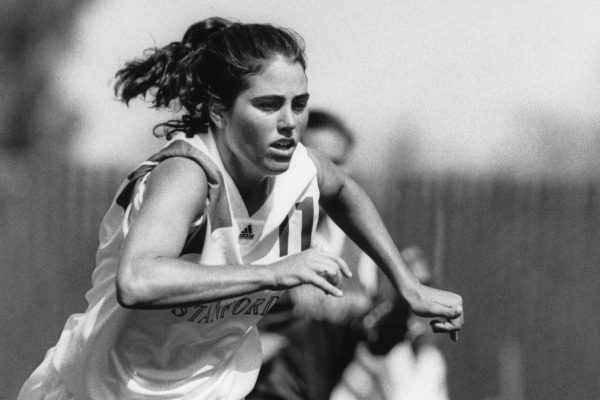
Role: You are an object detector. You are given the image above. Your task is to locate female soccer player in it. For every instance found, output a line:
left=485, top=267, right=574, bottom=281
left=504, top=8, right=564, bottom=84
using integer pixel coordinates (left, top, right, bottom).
left=18, top=17, right=462, bottom=400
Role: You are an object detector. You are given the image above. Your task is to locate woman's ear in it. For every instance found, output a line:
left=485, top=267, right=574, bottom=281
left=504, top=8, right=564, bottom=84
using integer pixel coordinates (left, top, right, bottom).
left=208, top=98, right=226, bottom=129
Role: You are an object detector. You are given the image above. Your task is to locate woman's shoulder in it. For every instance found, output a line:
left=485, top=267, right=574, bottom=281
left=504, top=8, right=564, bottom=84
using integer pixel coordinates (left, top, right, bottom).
left=302, top=145, right=348, bottom=199
left=150, top=155, right=207, bottom=183
left=137, top=134, right=220, bottom=185
left=143, top=157, right=209, bottom=204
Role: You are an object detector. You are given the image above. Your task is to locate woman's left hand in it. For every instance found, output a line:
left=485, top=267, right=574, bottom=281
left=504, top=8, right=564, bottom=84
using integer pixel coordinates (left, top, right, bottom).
left=402, top=283, right=463, bottom=341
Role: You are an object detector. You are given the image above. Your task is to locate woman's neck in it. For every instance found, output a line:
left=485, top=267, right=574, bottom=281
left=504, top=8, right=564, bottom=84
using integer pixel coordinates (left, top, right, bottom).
left=239, top=177, right=273, bottom=216
left=213, top=133, right=273, bottom=215
left=230, top=167, right=273, bottom=216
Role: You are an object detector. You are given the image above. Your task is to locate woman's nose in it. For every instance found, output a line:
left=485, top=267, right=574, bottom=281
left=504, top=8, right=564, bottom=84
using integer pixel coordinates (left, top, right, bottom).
left=278, top=106, right=296, bottom=131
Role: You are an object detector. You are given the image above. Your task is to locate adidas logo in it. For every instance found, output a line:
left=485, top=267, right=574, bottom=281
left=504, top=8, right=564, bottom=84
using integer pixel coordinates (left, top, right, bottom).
left=239, top=225, right=255, bottom=240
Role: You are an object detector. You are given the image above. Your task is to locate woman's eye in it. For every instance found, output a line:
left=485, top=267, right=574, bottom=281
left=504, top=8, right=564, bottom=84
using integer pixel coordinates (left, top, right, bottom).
left=292, top=101, right=308, bottom=112
left=256, top=102, right=280, bottom=111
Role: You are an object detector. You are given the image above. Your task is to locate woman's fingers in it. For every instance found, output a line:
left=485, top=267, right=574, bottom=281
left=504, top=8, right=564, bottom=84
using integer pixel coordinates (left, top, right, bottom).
left=307, top=251, right=349, bottom=295
left=318, top=249, right=353, bottom=278
left=312, top=275, right=343, bottom=297
left=430, top=301, right=463, bottom=319
left=333, top=255, right=352, bottom=278
left=318, top=268, right=342, bottom=288
left=430, top=314, right=463, bottom=342
left=284, top=248, right=352, bottom=295
left=411, top=286, right=463, bottom=319
left=410, top=285, right=463, bottom=342
left=429, top=318, right=461, bottom=332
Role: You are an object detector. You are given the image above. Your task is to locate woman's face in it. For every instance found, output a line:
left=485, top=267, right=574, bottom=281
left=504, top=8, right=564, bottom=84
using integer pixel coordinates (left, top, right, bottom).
left=215, top=56, right=309, bottom=183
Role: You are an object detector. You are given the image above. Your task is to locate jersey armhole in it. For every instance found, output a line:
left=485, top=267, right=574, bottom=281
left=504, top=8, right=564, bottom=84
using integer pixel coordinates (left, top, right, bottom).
left=122, top=173, right=151, bottom=236
left=122, top=156, right=209, bottom=237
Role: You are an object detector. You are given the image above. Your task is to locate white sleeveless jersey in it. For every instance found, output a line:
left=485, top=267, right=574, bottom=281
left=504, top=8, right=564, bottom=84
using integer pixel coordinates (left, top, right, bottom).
left=47, top=132, right=320, bottom=399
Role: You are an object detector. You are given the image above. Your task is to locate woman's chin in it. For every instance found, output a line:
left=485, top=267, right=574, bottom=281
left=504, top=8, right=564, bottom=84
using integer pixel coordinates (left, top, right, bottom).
left=262, top=159, right=292, bottom=175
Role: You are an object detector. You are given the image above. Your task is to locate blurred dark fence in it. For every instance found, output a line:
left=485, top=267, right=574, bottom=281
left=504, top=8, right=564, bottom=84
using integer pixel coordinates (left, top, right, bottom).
left=0, top=157, right=126, bottom=398
left=376, top=174, right=600, bottom=400
left=2, top=160, right=600, bottom=400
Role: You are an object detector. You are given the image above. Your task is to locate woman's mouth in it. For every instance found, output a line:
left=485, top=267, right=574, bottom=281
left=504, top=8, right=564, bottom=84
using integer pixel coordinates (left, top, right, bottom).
left=269, top=139, right=296, bottom=157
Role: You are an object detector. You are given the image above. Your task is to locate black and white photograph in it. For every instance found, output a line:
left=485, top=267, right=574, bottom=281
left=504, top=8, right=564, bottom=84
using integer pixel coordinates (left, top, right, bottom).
left=2, top=1, right=600, bottom=399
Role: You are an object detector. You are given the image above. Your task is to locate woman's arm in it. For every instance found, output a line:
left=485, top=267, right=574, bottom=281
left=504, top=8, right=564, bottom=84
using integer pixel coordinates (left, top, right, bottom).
left=309, top=149, right=463, bottom=337
left=116, top=157, right=351, bottom=309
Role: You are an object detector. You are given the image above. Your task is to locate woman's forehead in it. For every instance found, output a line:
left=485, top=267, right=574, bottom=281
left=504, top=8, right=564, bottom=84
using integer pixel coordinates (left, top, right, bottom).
left=243, top=57, right=308, bottom=96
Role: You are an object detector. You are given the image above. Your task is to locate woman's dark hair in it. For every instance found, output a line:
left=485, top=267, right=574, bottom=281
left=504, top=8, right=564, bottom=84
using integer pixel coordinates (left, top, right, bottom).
left=114, top=17, right=307, bottom=138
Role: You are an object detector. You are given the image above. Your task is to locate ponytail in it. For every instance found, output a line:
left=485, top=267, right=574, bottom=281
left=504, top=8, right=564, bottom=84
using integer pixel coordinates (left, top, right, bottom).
left=114, top=41, right=186, bottom=108
left=114, top=17, right=306, bottom=139
left=114, top=17, right=231, bottom=108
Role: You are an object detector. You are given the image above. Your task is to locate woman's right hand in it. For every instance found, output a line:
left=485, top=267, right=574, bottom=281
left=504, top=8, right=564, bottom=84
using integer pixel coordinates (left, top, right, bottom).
left=269, top=248, right=353, bottom=296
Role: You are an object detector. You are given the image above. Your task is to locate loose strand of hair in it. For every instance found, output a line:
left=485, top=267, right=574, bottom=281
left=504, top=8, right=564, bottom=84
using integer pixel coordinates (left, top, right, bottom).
left=114, top=42, right=185, bottom=108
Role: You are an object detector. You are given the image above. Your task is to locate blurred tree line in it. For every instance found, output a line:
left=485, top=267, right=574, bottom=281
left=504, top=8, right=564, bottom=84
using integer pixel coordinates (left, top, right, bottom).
left=0, top=2, right=90, bottom=395
left=0, top=0, right=89, bottom=173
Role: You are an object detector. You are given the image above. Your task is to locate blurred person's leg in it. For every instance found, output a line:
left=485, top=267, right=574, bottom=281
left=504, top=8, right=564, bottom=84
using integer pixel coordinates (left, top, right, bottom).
left=249, top=318, right=363, bottom=400
left=330, top=343, right=388, bottom=400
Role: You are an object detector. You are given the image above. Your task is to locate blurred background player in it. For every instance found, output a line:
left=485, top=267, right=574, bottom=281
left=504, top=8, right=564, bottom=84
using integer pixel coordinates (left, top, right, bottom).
left=331, top=246, right=450, bottom=400
left=249, top=109, right=431, bottom=400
